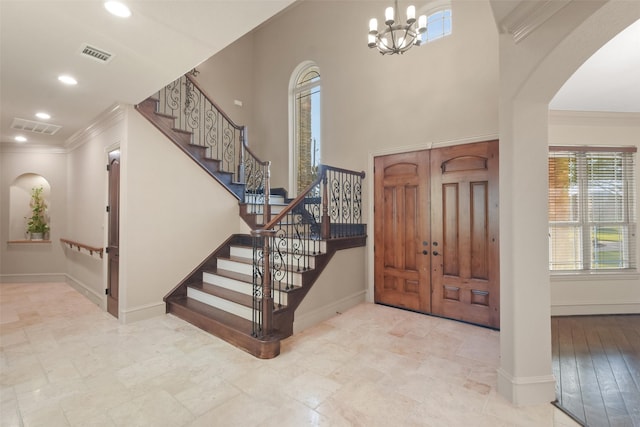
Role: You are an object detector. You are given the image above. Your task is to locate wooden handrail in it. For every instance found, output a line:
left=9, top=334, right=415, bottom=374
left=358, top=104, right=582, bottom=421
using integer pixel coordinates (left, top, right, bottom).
left=60, top=238, right=104, bottom=258
left=262, top=164, right=366, bottom=231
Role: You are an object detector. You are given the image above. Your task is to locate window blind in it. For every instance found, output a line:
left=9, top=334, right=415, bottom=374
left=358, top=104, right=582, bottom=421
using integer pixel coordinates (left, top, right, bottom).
left=548, top=146, right=637, bottom=272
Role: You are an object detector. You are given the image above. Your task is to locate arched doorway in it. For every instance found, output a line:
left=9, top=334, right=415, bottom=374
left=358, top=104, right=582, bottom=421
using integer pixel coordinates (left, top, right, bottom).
left=495, top=0, right=640, bottom=405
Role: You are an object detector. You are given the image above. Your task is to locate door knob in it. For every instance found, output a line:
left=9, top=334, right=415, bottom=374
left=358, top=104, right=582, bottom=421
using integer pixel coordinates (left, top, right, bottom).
left=422, top=250, right=428, bottom=255
left=432, top=251, right=439, bottom=256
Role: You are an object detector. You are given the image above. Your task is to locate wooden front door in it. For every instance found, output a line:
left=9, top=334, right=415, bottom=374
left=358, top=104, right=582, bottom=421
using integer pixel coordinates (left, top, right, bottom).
left=430, top=141, right=499, bottom=328
left=373, top=140, right=499, bottom=329
left=374, top=151, right=431, bottom=312
left=107, top=150, right=120, bottom=318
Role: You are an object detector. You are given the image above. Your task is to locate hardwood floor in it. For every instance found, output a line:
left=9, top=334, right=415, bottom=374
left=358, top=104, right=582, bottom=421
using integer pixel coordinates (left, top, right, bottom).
left=552, top=315, right=640, bottom=426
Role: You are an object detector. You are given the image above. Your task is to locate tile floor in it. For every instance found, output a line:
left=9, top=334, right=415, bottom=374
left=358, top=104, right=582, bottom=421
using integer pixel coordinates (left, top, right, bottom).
left=1, top=282, right=578, bottom=427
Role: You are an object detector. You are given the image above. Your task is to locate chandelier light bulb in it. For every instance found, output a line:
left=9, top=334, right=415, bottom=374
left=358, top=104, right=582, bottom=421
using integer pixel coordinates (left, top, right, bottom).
left=385, top=7, right=394, bottom=25
left=368, top=34, right=376, bottom=47
left=407, top=5, right=416, bottom=23
left=418, top=15, right=427, bottom=33
left=369, top=18, right=378, bottom=34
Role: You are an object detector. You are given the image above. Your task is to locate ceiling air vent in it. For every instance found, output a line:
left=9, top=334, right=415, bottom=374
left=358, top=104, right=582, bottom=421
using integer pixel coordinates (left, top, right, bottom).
left=11, top=118, right=62, bottom=135
left=79, top=43, right=114, bottom=63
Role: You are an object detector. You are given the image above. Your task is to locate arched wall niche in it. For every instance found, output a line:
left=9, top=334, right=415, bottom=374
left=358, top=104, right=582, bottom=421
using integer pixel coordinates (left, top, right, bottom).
left=9, top=173, right=51, bottom=240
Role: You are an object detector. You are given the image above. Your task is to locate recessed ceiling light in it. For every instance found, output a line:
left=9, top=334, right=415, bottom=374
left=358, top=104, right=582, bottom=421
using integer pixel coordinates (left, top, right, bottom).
left=104, top=1, right=131, bottom=18
left=15, top=136, right=27, bottom=142
left=36, top=112, right=51, bottom=120
left=58, top=75, right=78, bottom=85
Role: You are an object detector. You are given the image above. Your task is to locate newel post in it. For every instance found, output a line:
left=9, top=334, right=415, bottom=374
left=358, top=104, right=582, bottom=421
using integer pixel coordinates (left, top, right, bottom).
left=321, top=168, right=331, bottom=239
left=252, top=228, right=275, bottom=337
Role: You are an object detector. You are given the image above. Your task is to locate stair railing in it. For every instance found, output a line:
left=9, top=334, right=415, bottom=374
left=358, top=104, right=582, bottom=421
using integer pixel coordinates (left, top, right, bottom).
left=153, top=72, right=269, bottom=216
left=250, top=165, right=366, bottom=339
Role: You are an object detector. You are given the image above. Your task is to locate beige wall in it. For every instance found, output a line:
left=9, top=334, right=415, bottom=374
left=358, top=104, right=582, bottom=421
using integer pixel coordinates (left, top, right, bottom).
left=64, top=108, right=125, bottom=306
left=119, top=106, right=245, bottom=321
left=0, top=147, right=67, bottom=281
left=548, top=111, right=640, bottom=315
left=294, top=246, right=367, bottom=333
left=194, top=35, right=255, bottom=132
left=198, top=0, right=499, bottom=191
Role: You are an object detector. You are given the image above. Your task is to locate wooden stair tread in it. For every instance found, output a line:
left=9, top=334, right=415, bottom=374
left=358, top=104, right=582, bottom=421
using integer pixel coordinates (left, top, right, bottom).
left=167, top=296, right=280, bottom=359
left=221, top=255, right=253, bottom=265
left=194, top=282, right=253, bottom=308
left=168, top=296, right=253, bottom=334
left=207, top=267, right=253, bottom=283
left=198, top=283, right=289, bottom=314
left=204, top=267, right=303, bottom=294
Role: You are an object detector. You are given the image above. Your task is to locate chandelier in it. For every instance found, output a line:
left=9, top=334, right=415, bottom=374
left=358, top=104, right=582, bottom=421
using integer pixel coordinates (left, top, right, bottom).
left=368, top=1, right=427, bottom=55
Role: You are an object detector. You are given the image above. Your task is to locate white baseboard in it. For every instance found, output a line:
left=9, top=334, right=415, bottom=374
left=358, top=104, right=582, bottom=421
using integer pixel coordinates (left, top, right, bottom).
left=65, top=274, right=105, bottom=309
left=497, top=368, right=556, bottom=406
left=293, top=290, right=366, bottom=333
left=551, top=302, right=640, bottom=316
left=120, top=302, right=166, bottom=323
left=0, top=273, right=66, bottom=283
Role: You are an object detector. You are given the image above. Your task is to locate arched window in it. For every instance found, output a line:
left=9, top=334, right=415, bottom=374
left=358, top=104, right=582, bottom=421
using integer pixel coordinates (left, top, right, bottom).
left=290, top=62, right=321, bottom=195
left=420, top=6, right=452, bottom=44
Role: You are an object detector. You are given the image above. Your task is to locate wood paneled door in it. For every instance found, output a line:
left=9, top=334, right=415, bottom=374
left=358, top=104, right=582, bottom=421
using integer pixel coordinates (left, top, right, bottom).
left=107, top=150, right=120, bottom=318
left=374, top=140, right=499, bottom=329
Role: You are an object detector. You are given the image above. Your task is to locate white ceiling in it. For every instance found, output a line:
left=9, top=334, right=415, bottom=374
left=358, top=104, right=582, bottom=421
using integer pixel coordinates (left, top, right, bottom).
left=550, top=17, right=640, bottom=112
left=0, top=0, right=295, bottom=148
left=0, top=1, right=637, bottom=150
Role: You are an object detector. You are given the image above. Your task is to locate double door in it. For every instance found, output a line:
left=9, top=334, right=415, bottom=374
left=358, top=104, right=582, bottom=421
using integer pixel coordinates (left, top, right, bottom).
left=374, top=140, right=499, bottom=329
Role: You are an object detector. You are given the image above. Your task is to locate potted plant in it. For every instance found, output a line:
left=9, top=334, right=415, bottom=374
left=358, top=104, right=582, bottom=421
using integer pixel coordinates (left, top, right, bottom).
left=26, top=186, right=49, bottom=240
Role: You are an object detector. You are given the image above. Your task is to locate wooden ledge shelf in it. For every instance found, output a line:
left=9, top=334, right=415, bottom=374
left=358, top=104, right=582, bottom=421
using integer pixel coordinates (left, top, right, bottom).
left=60, top=238, right=104, bottom=258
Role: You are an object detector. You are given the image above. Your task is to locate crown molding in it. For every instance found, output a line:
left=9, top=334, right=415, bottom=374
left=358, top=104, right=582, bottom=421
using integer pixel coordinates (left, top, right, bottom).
left=0, top=143, right=67, bottom=154
left=65, top=104, right=125, bottom=152
left=499, top=0, right=571, bottom=43
left=549, top=110, right=640, bottom=127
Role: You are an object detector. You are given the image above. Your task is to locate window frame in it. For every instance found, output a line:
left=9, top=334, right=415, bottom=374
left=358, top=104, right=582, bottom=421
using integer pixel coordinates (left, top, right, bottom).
left=548, top=146, right=637, bottom=274
left=288, top=61, right=321, bottom=196
left=418, top=1, right=452, bottom=44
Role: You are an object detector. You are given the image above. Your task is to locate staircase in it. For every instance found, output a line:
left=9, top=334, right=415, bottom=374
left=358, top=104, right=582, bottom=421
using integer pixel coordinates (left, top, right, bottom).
left=136, top=72, right=366, bottom=358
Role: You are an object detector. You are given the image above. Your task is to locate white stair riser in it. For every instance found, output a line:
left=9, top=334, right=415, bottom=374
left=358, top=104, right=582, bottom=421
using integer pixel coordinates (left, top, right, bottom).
left=216, top=260, right=303, bottom=286
left=246, top=205, right=286, bottom=215
left=231, top=240, right=326, bottom=254
left=245, top=194, right=286, bottom=204
left=202, top=272, right=290, bottom=305
left=217, top=259, right=253, bottom=275
left=230, top=246, right=317, bottom=268
left=187, top=287, right=253, bottom=321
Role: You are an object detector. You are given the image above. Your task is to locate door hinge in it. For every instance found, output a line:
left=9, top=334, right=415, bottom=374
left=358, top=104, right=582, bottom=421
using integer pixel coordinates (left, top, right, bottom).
left=105, top=288, right=109, bottom=295
left=105, top=247, right=110, bottom=254
left=106, top=206, right=110, bottom=213
left=106, top=164, right=110, bottom=172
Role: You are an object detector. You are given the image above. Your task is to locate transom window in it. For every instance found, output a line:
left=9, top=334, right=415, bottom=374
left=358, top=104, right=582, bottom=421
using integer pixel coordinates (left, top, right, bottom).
left=548, top=147, right=637, bottom=272
left=420, top=8, right=452, bottom=43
